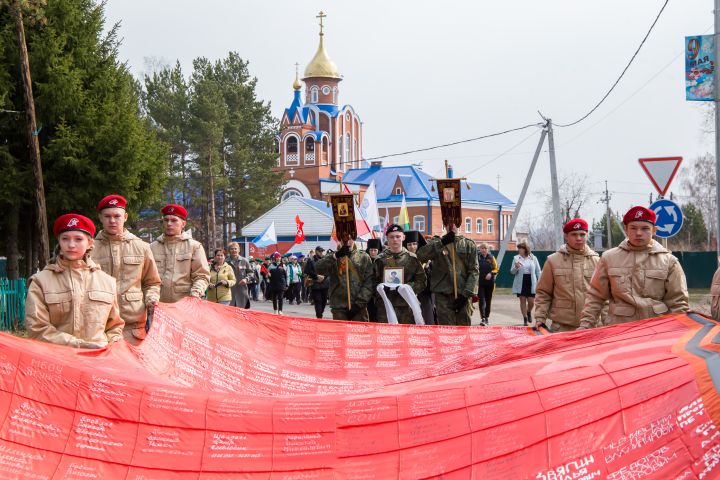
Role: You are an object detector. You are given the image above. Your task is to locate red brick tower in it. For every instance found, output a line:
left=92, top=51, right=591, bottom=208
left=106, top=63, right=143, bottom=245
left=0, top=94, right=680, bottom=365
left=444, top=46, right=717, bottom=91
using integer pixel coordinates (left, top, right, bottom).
left=276, top=11, right=363, bottom=201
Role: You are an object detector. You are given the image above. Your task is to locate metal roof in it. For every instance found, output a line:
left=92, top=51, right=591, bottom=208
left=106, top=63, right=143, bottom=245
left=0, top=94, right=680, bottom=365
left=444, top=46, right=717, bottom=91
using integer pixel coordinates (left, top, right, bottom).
left=342, top=165, right=515, bottom=206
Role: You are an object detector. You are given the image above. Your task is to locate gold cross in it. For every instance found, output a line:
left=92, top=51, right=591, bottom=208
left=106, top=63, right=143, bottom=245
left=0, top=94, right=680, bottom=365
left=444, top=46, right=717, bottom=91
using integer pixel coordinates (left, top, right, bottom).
left=316, top=11, right=326, bottom=35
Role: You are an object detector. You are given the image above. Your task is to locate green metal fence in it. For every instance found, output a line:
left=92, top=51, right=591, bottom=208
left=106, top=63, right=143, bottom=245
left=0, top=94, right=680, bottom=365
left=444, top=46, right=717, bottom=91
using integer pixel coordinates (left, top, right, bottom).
left=492, top=250, right=718, bottom=290
left=0, top=278, right=26, bottom=331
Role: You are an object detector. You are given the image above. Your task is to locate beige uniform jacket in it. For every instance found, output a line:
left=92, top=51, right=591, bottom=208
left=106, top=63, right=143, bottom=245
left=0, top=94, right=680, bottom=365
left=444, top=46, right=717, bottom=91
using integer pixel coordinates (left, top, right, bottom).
left=150, top=232, right=210, bottom=303
left=534, top=244, right=601, bottom=332
left=25, top=257, right=124, bottom=347
left=710, top=267, right=720, bottom=320
left=90, top=230, right=161, bottom=339
left=579, top=239, right=689, bottom=329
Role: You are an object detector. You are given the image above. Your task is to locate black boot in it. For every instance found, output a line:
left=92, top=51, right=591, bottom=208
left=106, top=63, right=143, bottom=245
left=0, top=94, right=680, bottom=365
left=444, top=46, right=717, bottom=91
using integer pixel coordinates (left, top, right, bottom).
left=523, top=316, right=528, bottom=326
left=527, top=311, right=532, bottom=325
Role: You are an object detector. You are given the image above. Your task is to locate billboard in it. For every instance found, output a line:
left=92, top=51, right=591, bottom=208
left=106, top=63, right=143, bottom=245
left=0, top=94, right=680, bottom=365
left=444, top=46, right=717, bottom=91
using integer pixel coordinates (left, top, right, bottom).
left=685, top=35, right=715, bottom=101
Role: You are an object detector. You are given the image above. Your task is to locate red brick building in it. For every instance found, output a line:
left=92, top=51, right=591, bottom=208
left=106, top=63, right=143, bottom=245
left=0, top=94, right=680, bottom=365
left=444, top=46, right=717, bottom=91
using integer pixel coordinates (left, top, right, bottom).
left=276, top=12, right=362, bottom=202
left=266, top=13, right=516, bottom=249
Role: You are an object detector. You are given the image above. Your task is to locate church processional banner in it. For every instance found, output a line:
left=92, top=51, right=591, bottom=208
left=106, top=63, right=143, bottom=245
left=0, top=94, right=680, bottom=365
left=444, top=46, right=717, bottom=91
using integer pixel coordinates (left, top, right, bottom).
left=1, top=299, right=720, bottom=478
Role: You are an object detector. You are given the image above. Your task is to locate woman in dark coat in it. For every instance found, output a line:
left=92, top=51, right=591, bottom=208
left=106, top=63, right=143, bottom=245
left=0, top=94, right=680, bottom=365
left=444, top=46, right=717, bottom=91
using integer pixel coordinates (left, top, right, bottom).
left=267, top=252, right=288, bottom=315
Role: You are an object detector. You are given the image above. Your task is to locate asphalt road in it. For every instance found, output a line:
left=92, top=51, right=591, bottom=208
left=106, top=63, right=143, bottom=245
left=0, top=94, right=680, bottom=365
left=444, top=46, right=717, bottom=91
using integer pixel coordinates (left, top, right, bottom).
left=247, top=292, right=525, bottom=326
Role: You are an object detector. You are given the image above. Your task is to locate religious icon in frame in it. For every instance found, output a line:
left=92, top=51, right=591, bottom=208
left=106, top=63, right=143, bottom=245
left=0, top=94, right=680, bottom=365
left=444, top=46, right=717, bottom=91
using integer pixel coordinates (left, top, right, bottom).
left=383, top=267, right=404, bottom=285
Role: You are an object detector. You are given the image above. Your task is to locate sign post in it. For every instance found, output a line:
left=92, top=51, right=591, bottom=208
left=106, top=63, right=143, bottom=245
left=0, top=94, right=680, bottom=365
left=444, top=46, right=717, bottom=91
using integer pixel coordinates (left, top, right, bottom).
left=638, top=157, right=683, bottom=197
left=649, top=198, right=684, bottom=239
left=639, top=157, right=683, bottom=246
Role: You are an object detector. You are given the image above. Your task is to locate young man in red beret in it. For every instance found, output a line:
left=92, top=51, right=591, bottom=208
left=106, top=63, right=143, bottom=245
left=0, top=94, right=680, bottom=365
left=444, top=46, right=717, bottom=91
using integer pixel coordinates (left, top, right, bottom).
left=90, top=194, right=161, bottom=343
left=25, top=214, right=124, bottom=348
left=150, top=204, right=210, bottom=303
left=534, top=218, right=603, bottom=332
left=579, top=206, right=688, bottom=329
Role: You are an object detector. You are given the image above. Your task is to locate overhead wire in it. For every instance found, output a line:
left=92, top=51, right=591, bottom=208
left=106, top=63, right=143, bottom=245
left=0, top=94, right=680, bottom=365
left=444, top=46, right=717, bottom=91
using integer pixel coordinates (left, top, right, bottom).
left=554, top=0, right=671, bottom=128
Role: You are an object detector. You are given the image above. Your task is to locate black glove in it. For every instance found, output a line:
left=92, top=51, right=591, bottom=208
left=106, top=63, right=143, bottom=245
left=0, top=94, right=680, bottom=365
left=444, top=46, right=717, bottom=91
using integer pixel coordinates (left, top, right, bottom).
left=348, top=304, right=362, bottom=319
left=452, top=295, right=468, bottom=312
left=335, top=245, right=350, bottom=259
left=441, top=231, right=455, bottom=246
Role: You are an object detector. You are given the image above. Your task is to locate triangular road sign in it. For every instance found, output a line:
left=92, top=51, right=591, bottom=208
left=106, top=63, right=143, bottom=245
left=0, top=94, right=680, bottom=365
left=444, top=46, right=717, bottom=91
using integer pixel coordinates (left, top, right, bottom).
left=638, top=157, right=683, bottom=197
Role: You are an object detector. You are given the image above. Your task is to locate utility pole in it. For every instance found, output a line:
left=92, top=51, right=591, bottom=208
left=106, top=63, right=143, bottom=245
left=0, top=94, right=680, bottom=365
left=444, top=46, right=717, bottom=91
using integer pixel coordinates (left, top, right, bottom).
left=497, top=126, right=547, bottom=268
left=546, top=119, right=564, bottom=249
left=13, top=0, right=49, bottom=269
left=600, top=181, right=613, bottom=250
left=716, top=0, right=720, bottom=263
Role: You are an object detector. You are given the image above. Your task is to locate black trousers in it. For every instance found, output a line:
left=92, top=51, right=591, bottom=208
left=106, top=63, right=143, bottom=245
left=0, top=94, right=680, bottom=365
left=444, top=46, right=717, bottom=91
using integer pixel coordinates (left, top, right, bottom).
left=288, top=283, right=301, bottom=304
left=478, top=283, right=494, bottom=319
left=270, top=289, right=284, bottom=311
left=311, top=289, right=328, bottom=318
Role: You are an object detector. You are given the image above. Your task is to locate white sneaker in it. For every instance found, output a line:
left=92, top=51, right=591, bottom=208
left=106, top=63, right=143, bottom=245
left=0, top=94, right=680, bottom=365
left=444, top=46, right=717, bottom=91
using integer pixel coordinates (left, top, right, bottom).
left=274, top=310, right=278, bottom=315
left=278, top=311, right=283, bottom=316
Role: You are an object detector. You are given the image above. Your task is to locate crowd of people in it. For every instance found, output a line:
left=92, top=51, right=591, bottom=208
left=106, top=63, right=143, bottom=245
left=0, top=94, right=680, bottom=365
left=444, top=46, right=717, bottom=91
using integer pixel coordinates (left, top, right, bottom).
left=22, top=195, right=720, bottom=349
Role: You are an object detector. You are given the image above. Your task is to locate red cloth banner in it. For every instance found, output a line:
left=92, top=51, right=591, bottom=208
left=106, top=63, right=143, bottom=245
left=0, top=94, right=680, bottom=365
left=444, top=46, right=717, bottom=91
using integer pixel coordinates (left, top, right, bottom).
left=295, top=215, right=305, bottom=244
left=2, top=301, right=720, bottom=478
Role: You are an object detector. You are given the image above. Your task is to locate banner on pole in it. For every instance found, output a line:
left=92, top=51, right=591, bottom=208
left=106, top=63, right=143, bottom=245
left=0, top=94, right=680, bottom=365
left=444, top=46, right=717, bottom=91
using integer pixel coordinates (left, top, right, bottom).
left=329, top=193, right=357, bottom=241
left=685, top=35, right=715, bottom=101
left=436, top=178, right=462, bottom=229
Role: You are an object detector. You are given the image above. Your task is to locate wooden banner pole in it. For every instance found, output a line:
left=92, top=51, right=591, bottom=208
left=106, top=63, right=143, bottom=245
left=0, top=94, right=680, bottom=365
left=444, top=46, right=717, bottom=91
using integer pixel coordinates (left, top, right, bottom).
left=345, top=256, right=352, bottom=310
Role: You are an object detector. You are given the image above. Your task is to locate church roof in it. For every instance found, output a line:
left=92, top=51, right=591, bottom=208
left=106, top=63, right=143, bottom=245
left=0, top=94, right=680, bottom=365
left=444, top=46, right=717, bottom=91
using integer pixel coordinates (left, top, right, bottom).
left=241, top=196, right=333, bottom=237
left=342, top=165, right=515, bottom=207
left=303, top=34, right=341, bottom=80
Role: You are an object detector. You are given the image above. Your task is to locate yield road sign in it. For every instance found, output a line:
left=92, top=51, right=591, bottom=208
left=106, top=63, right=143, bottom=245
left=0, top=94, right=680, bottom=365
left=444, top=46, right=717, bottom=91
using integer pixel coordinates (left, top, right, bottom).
left=649, top=198, right=683, bottom=238
left=638, top=157, right=683, bottom=197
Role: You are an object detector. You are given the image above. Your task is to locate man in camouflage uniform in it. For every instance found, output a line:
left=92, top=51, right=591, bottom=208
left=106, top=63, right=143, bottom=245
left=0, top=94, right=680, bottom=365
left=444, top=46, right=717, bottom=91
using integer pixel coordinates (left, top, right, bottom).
left=417, top=224, right=479, bottom=326
left=90, top=194, right=161, bottom=343
left=374, top=224, right=426, bottom=324
left=315, top=237, right=374, bottom=321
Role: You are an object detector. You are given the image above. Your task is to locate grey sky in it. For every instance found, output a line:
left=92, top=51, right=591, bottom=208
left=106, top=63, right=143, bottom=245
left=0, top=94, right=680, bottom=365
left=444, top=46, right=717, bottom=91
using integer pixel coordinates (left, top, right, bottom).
left=104, top=0, right=712, bottom=226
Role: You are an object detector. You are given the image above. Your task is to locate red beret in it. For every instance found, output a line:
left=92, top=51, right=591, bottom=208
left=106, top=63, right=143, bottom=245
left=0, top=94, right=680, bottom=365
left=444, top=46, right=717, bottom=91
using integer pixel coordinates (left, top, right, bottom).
left=53, top=214, right=96, bottom=238
left=96, top=194, right=127, bottom=212
left=563, top=218, right=588, bottom=234
left=623, top=206, right=656, bottom=225
left=161, top=204, right=187, bottom=220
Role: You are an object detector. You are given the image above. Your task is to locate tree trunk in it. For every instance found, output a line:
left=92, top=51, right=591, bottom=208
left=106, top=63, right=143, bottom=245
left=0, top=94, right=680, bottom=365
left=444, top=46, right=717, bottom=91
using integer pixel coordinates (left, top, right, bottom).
left=25, top=208, right=33, bottom=277
left=5, top=206, right=20, bottom=280
left=208, top=152, right=217, bottom=252
left=13, top=1, right=49, bottom=269
left=222, top=188, right=227, bottom=247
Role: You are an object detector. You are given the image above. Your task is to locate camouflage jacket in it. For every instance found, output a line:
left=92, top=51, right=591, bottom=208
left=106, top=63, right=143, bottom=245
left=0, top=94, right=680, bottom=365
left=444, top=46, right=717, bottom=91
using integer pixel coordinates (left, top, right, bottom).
left=417, top=235, right=479, bottom=298
left=315, top=246, right=375, bottom=308
left=373, top=248, right=427, bottom=307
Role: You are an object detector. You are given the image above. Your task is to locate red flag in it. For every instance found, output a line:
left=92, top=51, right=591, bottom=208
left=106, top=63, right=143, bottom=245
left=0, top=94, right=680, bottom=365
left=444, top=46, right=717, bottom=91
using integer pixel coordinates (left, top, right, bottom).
left=294, top=215, right=305, bottom=244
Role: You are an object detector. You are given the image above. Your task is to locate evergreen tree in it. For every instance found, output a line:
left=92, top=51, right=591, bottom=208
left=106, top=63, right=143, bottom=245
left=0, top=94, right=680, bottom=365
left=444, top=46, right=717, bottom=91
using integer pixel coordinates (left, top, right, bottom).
left=0, top=0, right=168, bottom=274
left=669, top=203, right=708, bottom=251
left=593, top=213, right=625, bottom=249
left=143, top=52, right=281, bottom=251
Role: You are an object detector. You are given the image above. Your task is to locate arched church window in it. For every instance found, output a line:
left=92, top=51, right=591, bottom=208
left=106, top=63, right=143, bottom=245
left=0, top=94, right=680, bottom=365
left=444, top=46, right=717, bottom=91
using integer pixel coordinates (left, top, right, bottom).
left=305, top=139, right=315, bottom=152
left=281, top=189, right=303, bottom=201
left=310, top=86, right=318, bottom=103
left=332, top=87, right=337, bottom=104
left=286, top=136, right=298, bottom=153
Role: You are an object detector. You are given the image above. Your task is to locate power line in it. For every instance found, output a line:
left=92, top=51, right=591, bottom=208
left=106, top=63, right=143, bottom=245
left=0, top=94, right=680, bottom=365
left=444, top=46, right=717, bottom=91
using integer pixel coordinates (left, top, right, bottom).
left=362, top=123, right=543, bottom=161
left=554, top=0, right=671, bottom=128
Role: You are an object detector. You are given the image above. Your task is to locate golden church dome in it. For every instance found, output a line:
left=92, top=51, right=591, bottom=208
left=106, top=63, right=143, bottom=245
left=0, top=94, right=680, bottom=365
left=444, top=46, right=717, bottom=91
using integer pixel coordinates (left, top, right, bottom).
left=302, top=12, right=341, bottom=80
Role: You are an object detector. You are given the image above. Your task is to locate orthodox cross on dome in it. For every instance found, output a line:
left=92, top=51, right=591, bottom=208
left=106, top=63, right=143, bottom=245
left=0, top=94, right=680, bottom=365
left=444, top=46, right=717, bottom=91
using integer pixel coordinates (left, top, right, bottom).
left=316, top=11, right=326, bottom=36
